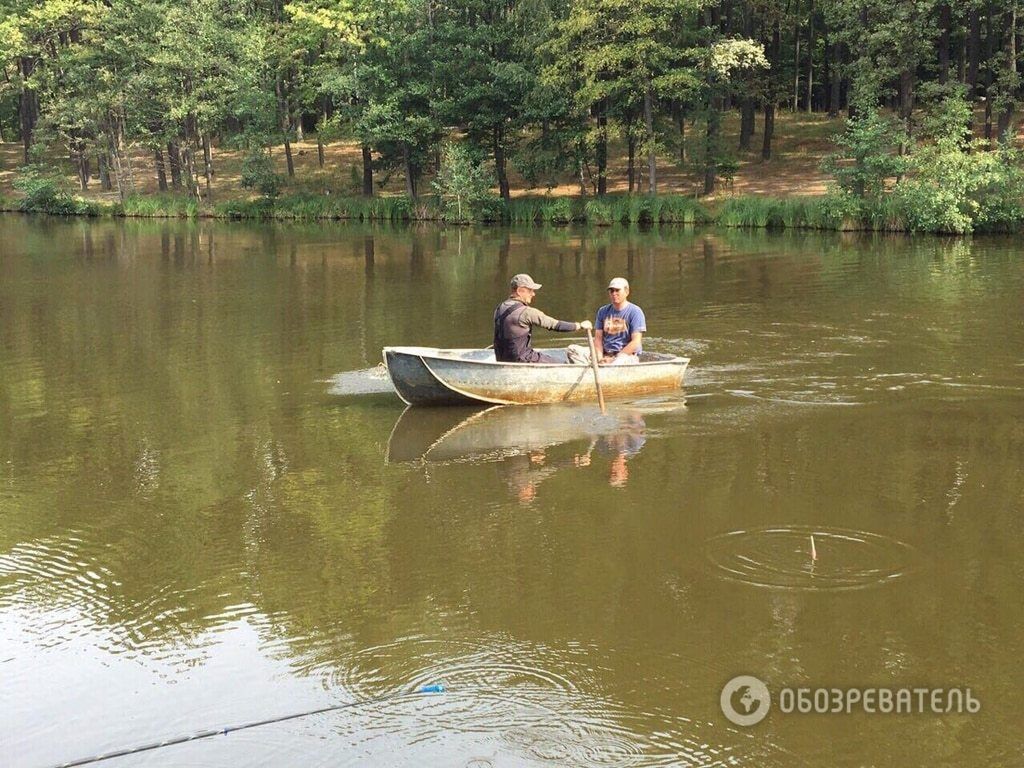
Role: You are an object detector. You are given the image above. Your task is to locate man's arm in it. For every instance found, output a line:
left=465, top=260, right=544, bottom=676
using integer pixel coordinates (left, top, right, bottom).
left=619, top=331, right=643, bottom=356
left=521, top=307, right=578, bottom=333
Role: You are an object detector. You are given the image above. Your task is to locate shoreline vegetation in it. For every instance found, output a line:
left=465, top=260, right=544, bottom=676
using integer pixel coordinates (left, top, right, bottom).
left=3, top=188, right=1023, bottom=234
left=3, top=110, right=1023, bottom=233
left=9, top=188, right=1020, bottom=234
left=4, top=2, right=1024, bottom=235
left=3, top=183, right=1023, bottom=234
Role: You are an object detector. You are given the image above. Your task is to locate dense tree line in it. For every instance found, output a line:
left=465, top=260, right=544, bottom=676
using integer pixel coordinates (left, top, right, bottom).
left=0, top=0, right=1020, bottom=202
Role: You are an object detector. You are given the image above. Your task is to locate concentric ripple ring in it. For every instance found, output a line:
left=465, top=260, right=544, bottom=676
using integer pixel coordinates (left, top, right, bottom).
left=705, top=525, right=920, bottom=591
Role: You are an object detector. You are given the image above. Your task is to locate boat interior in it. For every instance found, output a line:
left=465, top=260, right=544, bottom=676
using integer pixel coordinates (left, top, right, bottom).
left=395, top=347, right=680, bottom=364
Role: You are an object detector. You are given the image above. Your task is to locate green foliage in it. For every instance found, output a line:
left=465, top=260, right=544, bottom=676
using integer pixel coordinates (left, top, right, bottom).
left=431, top=142, right=497, bottom=223
left=12, top=165, right=99, bottom=215
left=505, top=197, right=546, bottom=224
left=540, top=197, right=575, bottom=224
left=584, top=198, right=614, bottom=225
left=893, top=90, right=1024, bottom=234
left=13, top=165, right=67, bottom=212
left=716, top=197, right=772, bottom=228
left=214, top=198, right=276, bottom=219
left=122, top=194, right=200, bottom=218
left=822, top=110, right=906, bottom=200
left=816, top=191, right=865, bottom=230
left=211, top=193, right=414, bottom=222
left=240, top=151, right=283, bottom=199
left=656, top=196, right=706, bottom=224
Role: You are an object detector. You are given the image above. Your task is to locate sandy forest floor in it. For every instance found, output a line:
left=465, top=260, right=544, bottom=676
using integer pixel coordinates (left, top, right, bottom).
left=3, top=109, right=1009, bottom=205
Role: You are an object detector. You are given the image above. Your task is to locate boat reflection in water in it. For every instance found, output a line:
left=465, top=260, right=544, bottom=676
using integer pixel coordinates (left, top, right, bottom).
left=386, top=400, right=683, bottom=502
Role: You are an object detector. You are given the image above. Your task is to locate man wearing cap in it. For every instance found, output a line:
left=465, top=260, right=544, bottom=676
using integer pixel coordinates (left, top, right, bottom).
left=494, top=274, right=592, bottom=363
left=594, top=277, right=646, bottom=365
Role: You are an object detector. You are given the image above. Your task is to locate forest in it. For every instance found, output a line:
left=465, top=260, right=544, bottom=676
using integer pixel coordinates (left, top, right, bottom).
left=1, top=0, right=1022, bottom=232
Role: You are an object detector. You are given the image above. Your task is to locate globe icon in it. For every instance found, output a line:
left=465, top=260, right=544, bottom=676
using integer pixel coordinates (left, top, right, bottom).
left=720, top=675, right=771, bottom=726
left=732, top=685, right=762, bottom=715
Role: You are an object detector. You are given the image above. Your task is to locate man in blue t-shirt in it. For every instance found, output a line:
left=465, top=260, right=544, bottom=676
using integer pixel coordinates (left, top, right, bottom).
left=595, top=277, right=646, bottom=365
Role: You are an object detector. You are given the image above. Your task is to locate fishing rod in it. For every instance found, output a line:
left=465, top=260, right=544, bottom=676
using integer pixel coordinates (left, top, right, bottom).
left=48, top=683, right=446, bottom=768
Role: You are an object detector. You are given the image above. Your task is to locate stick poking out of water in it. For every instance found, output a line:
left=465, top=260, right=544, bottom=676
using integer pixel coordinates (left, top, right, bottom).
left=810, top=535, right=818, bottom=561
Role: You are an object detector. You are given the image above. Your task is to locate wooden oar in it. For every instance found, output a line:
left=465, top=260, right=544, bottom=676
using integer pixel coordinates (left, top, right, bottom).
left=585, top=327, right=607, bottom=414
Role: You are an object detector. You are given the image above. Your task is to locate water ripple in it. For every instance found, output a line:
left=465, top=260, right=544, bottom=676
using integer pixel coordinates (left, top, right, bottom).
left=705, top=525, right=921, bottom=591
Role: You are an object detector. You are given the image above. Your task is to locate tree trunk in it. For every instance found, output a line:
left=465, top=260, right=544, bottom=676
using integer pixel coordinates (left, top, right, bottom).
left=155, top=149, right=168, bottom=191
left=402, top=142, right=416, bottom=199
left=493, top=125, right=510, bottom=202
left=110, top=138, right=126, bottom=203
left=183, top=144, right=200, bottom=198
left=762, top=102, right=775, bottom=160
left=997, top=2, right=1017, bottom=139
left=19, top=58, right=38, bottom=164
left=939, top=4, right=951, bottom=85
left=968, top=8, right=981, bottom=98
left=644, top=85, right=656, bottom=194
left=276, top=77, right=295, bottom=177
left=283, top=136, right=294, bottom=177
left=317, top=106, right=326, bottom=168
left=678, top=112, right=687, bottom=163
left=596, top=101, right=608, bottom=196
left=793, top=22, right=801, bottom=110
left=829, top=41, right=841, bottom=118
left=899, top=70, right=914, bottom=134
left=167, top=142, right=182, bottom=189
left=806, top=3, right=815, bottom=112
left=99, top=153, right=112, bottom=191
left=984, top=6, right=995, bottom=142
left=76, top=147, right=89, bottom=191
left=362, top=144, right=373, bottom=197
left=739, top=98, right=755, bottom=149
left=704, top=94, right=720, bottom=195
left=201, top=132, right=213, bottom=197
left=627, top=132, right=636, bottom=193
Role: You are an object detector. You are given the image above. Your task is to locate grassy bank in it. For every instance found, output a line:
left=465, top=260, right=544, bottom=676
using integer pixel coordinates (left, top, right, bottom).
left=5, top=190, right=1021, bottom=233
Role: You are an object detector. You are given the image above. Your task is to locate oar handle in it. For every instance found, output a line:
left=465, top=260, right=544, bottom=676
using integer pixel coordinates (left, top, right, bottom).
left=585, top=328, right=606, bottom=414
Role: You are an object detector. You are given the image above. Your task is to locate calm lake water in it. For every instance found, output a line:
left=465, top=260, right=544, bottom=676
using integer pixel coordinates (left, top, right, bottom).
left=2, top=215, right=1022, bottom=767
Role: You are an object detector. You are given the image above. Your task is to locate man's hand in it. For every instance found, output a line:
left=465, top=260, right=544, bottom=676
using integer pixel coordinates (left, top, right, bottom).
left=578, top=320, right=593, bottom=331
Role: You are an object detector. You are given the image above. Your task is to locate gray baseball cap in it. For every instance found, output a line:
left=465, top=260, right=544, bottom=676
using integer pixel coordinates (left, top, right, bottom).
left=511, top=273, right=542, bottom=290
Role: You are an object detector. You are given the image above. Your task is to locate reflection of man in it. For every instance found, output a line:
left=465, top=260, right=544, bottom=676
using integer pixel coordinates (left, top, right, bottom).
left=575, top=413, right=647, bottom=488
left=598, top=419, right=647, bottom=487
left=493, top=274, right=592, bottom=363
left=502, top=449, right=559, bottom=504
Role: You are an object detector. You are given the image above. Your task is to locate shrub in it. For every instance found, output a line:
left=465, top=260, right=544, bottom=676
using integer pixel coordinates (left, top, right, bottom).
left=240, top=151, right=283, bottom=199
left=13, top=166, right=76, bottom=214
left=822, top=110, right=905, bottom=200
left=122, top=193, right=199, bottom=218
left=584, top=198, right=614, bottom=226
left=540, top=196, right=574, bottom=224
left=432, top=142, right=496, bottom=223
left=814, top=190, right=863, bottom=230
left=892, top=89, right=1023, bottom=233
left=657, top=196, right=706, bottom=224
left=505, top=197, right=544, bottom=224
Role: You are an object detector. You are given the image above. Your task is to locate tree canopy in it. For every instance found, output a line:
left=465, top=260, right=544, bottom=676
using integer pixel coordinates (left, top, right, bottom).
left=0, top=0, right=1020, bottom=201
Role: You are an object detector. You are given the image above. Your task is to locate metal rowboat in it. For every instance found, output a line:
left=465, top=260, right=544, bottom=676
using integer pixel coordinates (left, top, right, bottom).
left=382, top=346, right=689, bottom=406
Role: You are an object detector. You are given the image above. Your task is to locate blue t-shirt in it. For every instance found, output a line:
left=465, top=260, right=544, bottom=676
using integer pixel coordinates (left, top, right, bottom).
left=595, top=302, right=646, bottom=355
